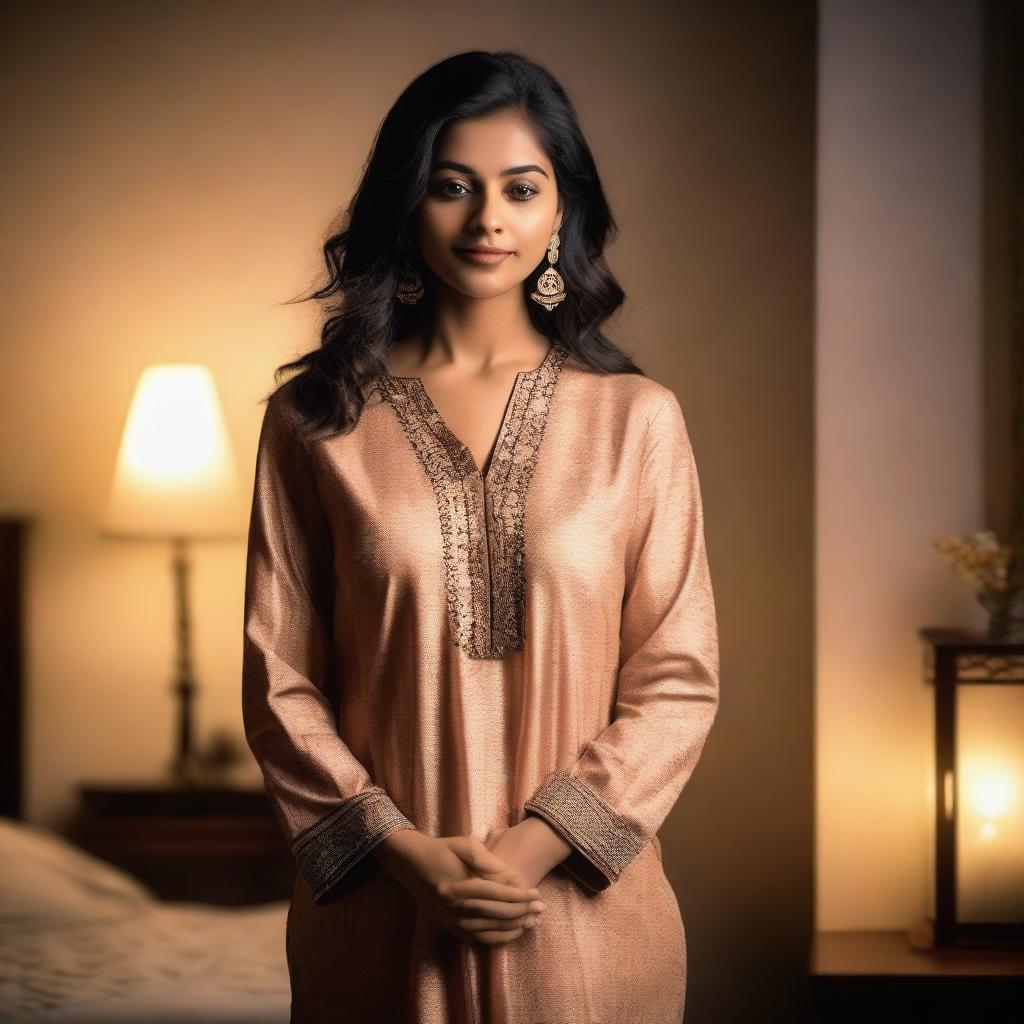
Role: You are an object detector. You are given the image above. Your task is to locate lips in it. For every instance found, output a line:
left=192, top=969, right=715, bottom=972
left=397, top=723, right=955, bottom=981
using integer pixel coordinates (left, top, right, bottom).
left=454, top=248, right=513, bottom=266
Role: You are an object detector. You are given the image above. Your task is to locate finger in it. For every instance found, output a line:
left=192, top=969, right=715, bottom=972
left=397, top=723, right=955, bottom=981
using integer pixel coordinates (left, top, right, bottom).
left=457, top=896, right=546, bottom=921
left=446, top=842, right=527, bottom=887
left=450, top=877, right=541, bottom=903
left=448, top=836, right=512, bottom=876
left=459, top=914, right=537, bottom=934
left=475, top=927, right=526, bottom=945
left=442, top=921, right=522, bottom=947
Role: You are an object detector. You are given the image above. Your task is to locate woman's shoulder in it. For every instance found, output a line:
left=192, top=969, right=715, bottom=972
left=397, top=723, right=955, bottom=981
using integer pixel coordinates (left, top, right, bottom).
left=262, top=378, right=350, bottom=447
left=257, top=380, right=341, bottom=460
left=258, top=381, right=308, bottom=444
left=562, top=351, right=678, bottom=427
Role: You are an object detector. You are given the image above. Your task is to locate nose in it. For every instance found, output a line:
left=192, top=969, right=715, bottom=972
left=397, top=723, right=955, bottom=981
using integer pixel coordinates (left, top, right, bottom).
left=465, top=182, right=506, bottom=236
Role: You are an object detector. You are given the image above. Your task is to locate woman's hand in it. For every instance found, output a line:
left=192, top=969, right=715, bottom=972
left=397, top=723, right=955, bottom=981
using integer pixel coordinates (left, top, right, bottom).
left=372, top=828, right=547, bottom=946
left=481, top=817, right=574, bottom=890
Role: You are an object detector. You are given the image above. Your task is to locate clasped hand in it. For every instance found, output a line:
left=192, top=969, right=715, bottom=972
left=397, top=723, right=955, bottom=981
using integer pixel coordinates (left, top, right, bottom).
left=375, top=818, right=569, bottom=947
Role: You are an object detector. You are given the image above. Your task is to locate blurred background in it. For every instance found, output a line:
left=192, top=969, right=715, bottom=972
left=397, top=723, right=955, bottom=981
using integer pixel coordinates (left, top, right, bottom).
left=1, top=1, right=1021, bottom=1022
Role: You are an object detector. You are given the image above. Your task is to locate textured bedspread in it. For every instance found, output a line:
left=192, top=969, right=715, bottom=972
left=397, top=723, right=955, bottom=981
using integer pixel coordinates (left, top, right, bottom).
left=0, top=899, right=291, bottom=1023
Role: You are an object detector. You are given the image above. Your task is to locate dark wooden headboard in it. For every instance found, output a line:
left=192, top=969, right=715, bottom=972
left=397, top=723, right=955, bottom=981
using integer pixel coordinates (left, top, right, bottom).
left=0, top=517, right=30, bottom=820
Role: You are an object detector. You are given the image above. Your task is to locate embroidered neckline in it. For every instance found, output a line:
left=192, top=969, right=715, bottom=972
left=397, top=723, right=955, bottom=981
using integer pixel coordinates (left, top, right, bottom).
left=375, top=342, right=569, bottom=660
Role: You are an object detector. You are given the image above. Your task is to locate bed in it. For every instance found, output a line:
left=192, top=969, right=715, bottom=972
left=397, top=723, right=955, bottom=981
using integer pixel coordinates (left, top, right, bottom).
left=0, top=518, right=292, bottom=1024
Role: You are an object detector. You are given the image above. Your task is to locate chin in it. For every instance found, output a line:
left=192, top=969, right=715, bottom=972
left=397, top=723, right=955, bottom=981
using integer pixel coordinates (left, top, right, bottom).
left=444, top=273, right=523, bottom=300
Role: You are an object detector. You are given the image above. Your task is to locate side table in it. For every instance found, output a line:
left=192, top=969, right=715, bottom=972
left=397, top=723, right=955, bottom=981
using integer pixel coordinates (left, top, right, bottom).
left=69, top=782, right=295, bottom=906
left=810, top=930, right=1024, bottom=1023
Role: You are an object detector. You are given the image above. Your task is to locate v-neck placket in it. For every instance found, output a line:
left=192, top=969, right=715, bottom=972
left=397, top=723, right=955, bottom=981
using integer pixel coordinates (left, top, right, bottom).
left=375, top=342, right=569, bottom=660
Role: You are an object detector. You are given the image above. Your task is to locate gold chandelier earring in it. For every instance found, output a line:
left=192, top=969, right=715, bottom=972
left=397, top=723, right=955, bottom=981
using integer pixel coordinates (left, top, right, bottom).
left=530, top=230, right=566, bottom=311
left=396, top=262, right=424, bottom=304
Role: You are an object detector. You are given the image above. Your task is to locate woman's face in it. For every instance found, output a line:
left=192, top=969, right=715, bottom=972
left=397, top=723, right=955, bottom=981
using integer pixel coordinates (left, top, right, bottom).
left=414, top=108, right=563, bottom=301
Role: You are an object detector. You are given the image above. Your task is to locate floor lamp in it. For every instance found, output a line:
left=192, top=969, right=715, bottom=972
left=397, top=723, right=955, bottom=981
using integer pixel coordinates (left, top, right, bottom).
left=102, top=364, right=242, bottom=786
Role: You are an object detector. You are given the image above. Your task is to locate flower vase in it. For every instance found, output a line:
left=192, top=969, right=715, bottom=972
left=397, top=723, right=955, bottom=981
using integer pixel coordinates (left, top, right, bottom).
left=983, top=587, right=1024, bottom=643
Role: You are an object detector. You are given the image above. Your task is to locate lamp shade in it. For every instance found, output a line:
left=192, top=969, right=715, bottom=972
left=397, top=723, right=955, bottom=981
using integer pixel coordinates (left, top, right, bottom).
left=103, top=364, right=242, bottom=539
left=921, top=627, right=1024, bottom=947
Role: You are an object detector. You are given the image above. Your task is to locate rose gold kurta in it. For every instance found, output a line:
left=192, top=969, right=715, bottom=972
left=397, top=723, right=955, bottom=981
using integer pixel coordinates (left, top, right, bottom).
left=241, top=343, right=720, bottom=1024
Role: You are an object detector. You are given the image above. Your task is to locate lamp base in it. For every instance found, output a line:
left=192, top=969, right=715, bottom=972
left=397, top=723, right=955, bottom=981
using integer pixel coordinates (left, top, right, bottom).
left=168, top=748, right=206, bottom=788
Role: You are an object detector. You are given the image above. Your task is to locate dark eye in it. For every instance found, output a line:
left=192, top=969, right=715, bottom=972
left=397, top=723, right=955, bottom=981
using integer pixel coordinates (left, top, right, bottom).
left=434, top=179, right=471, bottom=197
left=429, top=178, right=539, bottom=201
left=509, top=183, right=539, bottom=201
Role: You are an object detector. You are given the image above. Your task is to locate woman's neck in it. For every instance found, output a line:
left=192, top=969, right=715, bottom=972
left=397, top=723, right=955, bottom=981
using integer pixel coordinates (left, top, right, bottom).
left=394, top=287, right=551, bottom=375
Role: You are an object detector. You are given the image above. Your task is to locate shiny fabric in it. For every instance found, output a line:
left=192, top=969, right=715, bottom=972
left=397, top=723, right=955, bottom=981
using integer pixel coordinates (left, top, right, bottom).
left=241, top=343, right=720, bottom=1024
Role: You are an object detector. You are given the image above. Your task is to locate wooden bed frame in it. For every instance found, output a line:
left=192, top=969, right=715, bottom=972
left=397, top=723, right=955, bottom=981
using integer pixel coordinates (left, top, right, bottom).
left=0, top=516, right=28, bottom=822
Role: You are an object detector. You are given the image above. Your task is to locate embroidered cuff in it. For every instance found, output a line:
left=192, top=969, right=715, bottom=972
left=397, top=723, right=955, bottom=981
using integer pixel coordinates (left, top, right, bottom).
left=523, top=768, right=647, bottom=893
left=291, top=786, right=415, bottom=904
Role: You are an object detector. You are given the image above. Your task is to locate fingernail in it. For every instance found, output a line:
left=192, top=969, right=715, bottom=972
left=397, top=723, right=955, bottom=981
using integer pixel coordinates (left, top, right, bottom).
left=525, top=916, right=536, bottom=927
left=530, top=901, right=546, bottom=912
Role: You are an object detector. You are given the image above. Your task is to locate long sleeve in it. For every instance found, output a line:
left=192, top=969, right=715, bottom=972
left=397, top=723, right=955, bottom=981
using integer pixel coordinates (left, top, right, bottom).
left=241, top=390, right=414, bottom=904
left=524, top=391, right=720, bottom=892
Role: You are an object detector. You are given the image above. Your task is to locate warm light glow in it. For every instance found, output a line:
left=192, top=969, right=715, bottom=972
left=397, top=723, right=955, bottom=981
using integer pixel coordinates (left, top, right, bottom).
left=969, top=772, right=1014, bottom=819
left=120, top=382, right=225, bottom=484
left=955, top=684, right=1024, bottom=923
left=103, top=364, right=242, bottom=538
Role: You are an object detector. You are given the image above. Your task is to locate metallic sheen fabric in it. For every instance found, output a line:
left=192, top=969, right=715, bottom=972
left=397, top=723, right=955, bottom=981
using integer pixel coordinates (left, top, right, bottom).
left=241, top=346, right=720, bottom=1023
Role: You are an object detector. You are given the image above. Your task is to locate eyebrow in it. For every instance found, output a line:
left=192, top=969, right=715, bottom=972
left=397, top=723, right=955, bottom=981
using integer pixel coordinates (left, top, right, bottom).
left=431, top=160, right=550, bottom=180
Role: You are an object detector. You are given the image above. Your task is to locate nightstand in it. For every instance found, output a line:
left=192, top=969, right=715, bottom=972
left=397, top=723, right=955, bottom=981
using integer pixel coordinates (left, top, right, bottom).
left=69, top=782, right=296, bottom=906
left=810, top=930, right=1024, bottom=1023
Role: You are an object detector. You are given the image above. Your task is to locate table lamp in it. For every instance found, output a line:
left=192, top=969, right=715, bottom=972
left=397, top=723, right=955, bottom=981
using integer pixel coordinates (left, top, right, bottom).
left=918, top=629, right=1024, bottom=948
left=102, top=364, right=243, bottom=785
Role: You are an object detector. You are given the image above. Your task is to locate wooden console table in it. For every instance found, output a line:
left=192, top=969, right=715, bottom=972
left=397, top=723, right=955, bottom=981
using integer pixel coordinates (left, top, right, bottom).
left=810, top=930, right=1024, bottom=1022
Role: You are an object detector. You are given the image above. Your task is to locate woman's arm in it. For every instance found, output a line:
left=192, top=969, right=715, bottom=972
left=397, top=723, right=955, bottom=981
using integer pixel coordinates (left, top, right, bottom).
left=481, top=817, right=572, bottom=889
left=242, top=389, right=415, bottom=904
left=522, top=391, right=721, bottom=892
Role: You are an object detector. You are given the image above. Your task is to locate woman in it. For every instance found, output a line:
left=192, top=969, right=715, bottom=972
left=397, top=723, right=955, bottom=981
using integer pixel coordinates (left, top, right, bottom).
left=242, top=50, right=720, bottom=1024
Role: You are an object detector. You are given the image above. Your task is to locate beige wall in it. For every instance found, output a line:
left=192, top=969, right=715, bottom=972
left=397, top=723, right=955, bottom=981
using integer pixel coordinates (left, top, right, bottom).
left=1, top=2, right=817, bottom=1019
left=817, top=0, right=985, bottom=932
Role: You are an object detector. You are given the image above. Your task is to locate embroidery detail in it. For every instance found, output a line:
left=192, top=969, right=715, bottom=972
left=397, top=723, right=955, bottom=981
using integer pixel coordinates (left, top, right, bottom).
left=524, top=767, right=647, bottom=892
left=291, top=786, right=414, bottom=904
left=376, top=343, right=569, bottom=660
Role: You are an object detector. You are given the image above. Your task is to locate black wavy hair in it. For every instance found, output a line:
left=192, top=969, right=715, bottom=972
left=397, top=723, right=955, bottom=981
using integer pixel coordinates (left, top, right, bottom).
left=273, top=49, right=642, bottom=438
